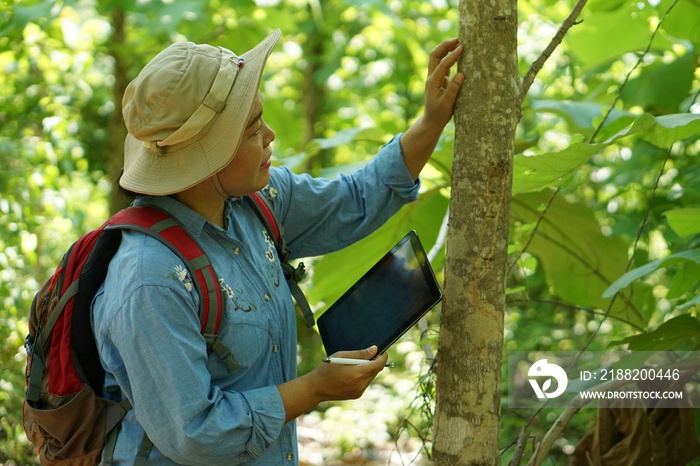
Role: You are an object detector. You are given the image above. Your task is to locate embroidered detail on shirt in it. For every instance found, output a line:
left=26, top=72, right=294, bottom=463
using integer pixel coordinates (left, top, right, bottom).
left=166, top=264, right=193, bottom=292
left=219, top=278, right=257, bottom=313
left=261, top=229, right=281, bottom=287
left=219, top=278, right=234, bottom=299
left=262, top=185, right=278, bottom=202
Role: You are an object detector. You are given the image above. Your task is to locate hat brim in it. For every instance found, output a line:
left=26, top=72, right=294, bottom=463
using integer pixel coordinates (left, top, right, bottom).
left=120, top=29, right=281, bottom=196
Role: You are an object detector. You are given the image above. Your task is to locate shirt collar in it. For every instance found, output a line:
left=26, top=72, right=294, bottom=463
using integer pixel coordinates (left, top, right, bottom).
left=133, top=195, right=211, bottom=240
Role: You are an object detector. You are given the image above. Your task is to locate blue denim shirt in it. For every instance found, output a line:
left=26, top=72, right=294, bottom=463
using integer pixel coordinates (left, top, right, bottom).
left=91, top=135, right=419, bottom=465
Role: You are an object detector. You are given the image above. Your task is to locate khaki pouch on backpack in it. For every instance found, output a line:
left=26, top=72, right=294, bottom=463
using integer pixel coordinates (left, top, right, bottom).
left=23, top=384, right=110, bottom=465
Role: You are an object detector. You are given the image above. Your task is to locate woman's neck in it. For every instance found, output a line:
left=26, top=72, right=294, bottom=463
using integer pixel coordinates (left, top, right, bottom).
left=173, top=178, right=227, bottom=228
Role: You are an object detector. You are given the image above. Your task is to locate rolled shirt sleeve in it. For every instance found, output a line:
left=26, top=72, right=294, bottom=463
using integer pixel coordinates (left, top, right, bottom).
left=269, top=134, right=420, bottom=259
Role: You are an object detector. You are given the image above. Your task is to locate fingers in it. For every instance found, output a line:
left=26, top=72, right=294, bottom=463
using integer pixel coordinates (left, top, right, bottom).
left=422, top=41, right=464, bottom=129
left=442, top=71, right=464, bottom=100
left=333, top=345, right=377, bottom=360
left=356, top=345, right=378, bottom=360
left=331, top=345, right=388, bottom=372
left=428, top=38, right=460, bottom=76
left=313, top=346, right=387, bottom=402
left=428, top=45, right=463, bottom=91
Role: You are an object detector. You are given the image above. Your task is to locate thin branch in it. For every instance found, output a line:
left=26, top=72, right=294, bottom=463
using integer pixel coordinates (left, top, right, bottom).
left=507, top=186, right=559, bottom=276
left=520, top=0, right=589, bottom=103
left=508, top=429, right=530, bottom=466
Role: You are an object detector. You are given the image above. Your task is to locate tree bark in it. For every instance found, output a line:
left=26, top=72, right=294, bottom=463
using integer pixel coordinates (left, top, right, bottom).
left=433, top=1, right=519, bottom=464
left=106, top=6, right=128, bottom=212
left=301, top=2, right=329, bottom=174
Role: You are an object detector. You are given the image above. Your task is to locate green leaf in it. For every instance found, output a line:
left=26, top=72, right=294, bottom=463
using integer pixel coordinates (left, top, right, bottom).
left=608, top=314, right=700, bottom=351
left=677, top=295, right=700, bottom=311
left=656, top=0, right=700, bottom=48
left=667, top=261, right=700, bottom=299
left=664, top=208, right=700, bottom=238
left=512, top=142, right=601, bottom=195
left=529, top=99, right=631, bottom=132
left=621, top=52, right=695, bottom=114
left=566, top=3, right=674, bottom=70
left=588, top=0, right=628, bottom=12
left=511, top=191, right=654, bottom=326
left=512, top=112, right=700, bottom=195
left=305, top=127, right=389, bottom=158
left=609, top=113, right=700, bottom=148
left=603, top=251, right=700, bottom=298
left=1, top=0, right=58, bottom=37
left=307, top=191, right=448, bottom=309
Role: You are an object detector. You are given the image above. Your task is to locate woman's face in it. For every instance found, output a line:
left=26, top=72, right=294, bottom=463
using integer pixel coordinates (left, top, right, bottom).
left=216, top=93, right=275, bottom=197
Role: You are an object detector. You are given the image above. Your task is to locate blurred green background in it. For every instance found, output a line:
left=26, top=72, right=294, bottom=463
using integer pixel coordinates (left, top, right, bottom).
left=1, top=0, right=699, bottom=464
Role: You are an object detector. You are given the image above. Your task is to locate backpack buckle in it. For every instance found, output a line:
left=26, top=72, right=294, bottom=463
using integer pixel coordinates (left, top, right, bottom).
left=282, top=261, right=305, bottom=283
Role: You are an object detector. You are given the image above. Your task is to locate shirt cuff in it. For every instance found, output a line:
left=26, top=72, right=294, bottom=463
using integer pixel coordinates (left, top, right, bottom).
left=377, top=133, right=421, bottom=199
left=239, top=385, right=287, bottom=458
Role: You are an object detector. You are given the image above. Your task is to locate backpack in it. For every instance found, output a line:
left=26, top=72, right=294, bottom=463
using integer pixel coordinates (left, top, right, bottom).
left=23, top=192, right=313, bottom=465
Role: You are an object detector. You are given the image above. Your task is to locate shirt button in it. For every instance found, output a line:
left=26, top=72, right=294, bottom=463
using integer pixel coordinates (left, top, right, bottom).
left=233, top=246, right=241, bottom=254
left=272, top=345, right=279, bottom=353
left=264, top=293, right=272, bottom=301
left=286, top=452, right=293, bottom=461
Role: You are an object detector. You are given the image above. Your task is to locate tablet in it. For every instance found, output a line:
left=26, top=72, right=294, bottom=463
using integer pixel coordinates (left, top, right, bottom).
left=317, top=230, right=443, bottom=356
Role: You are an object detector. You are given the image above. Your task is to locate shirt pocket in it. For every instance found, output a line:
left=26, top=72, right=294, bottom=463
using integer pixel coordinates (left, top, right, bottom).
left=206, top=309, right=277, bottom=388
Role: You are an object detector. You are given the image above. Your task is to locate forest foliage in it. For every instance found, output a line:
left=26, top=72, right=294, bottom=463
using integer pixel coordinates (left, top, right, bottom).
left=1, top=0, right=699, bottom=464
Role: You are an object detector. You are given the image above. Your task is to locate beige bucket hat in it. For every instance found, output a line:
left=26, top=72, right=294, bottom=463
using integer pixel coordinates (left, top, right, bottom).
left=120, top=29, right=281, bottom=196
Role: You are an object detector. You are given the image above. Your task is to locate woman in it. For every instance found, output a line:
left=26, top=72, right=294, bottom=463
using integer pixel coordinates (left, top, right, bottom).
left=92, top=28, right=463, bottom=465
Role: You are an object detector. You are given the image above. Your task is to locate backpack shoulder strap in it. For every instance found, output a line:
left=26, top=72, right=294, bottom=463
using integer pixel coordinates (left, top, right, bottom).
left=105, top=206, right=239, bottom=373
left=246, top=193, right=315, bottom=328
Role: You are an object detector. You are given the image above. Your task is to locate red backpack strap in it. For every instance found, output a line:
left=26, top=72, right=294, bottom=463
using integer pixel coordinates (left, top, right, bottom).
left=246, top=193, right=315, bottom=328
left=106, top=206, right=239, bottom=373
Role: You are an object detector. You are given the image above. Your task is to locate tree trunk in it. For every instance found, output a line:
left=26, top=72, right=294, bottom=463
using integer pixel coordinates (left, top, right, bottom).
left=301, top=2, right=329, bottom=174
left=106, top=6, right=129, bottom=212
left=433, top=1, right=519, bottom=464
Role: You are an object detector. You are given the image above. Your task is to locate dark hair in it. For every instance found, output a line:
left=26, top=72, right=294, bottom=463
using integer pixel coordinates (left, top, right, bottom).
left=115, top=169, right=142, bottom=200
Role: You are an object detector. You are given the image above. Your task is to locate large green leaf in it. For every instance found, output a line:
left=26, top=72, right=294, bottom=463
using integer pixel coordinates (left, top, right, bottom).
left=677, top=295, right=700, bottom=311
left=511, top=191, right=654, bottom=326
left=566, top=2, right=674, bottom=70
left=595, top=112, right=700, bottom=146
left=629, top=113, right=700, bottom=148
left=621, top=52, right=695, bottom=114
left=529, top=100, right=631, bottom=133
left=608, top=314, right=700, bottom=351
left=512, top=112, right=700, bottom=195
left=0, top=0, right=60, bottom=37
left=603, top=250, right=700, bottom=298
left=667, top=261, right=700, bottom=299
left=656, top=0, right=700, bottom=48
left=512, top=142, right=601, bottom=195
left=664, top=208, right=700, bottom=238
left=306, top=190, right=448, bottom=310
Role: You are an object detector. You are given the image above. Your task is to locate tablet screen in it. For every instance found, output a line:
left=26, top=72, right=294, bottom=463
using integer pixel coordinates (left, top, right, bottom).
left=317, top=230, right=443, bottom=356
